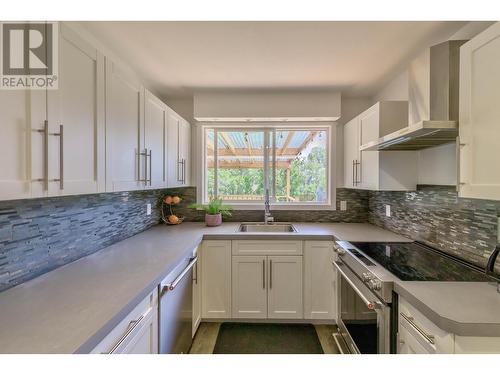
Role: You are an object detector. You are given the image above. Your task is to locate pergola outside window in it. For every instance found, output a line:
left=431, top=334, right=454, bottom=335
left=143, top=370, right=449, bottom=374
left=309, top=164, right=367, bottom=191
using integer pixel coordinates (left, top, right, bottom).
left=204, top=125, right=330, bottom=206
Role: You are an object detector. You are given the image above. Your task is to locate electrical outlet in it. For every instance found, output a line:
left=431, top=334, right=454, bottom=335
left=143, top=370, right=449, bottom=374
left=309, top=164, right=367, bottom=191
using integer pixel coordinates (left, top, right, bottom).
left=340, top=200, right=347, bottom=211
left=146, top=203, right=152, bottom=216
left=385, top=204, right=391, bottom=217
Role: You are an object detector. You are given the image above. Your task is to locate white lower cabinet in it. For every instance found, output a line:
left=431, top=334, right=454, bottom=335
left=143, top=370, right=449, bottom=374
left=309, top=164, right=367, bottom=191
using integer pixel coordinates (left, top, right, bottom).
left=91, top=288, right=158, bottom=354
left=201, top=240, right=232, bottom=319
left=267, top=256, right=303, bottom=319
left=232, top=256, right=268, bottom=319
left=192, top=245, right=202, bottom=337
left=398, top=296, right=500, bottom=354
left=398, top=296, right=454, bottom=354
left=303, top=241, right=336, bottom=320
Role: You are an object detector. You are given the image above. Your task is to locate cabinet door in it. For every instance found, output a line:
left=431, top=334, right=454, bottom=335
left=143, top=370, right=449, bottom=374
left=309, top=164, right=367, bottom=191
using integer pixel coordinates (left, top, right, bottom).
left=232, top=256, right=268, bottom=319
left=267, top=256, right=303, bottom=319
left=192, top=246, right=202, bottom=337
left=304, top=242, right=336, bottom=320
left=0, top=88, right=45, bottom=200
left=116, top=306, right=158, bottom=354
left=91, top=289, right=158, bottom=354
left=459, top=22, right=500, bottom=200
left=397, top=324, right=434, bottom=354
left=343, top=117, right=359, bottom=188
left=201, top=240, right=232, bottom=319
left=47, top=24, right=105, bottom=196
left=144, top=90, right=167, bottom=189
left=179, top=119, right=191, bottom=186
left=166, top=110, right=181, bottom=187
left=358, top=106, right=379, bottom=190
left=105, top=60, right=144, bottom=192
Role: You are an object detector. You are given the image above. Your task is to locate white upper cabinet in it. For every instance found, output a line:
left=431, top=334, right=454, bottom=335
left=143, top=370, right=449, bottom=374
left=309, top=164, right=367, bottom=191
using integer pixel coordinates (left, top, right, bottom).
left=343, top=117, right=360, bottom=189
left=166, top=109, right=191, bottom=187
left=47, top=24, right=105, bottom=196
left=459, top=22, right=500, bottom=200
left=105, top=59, right=145, bottom=192
left=144, top=89, right=168, bottom=189
left=344, top=101, right=417, bottom=191
left=0, top=89, right=45, bottom=200
left=0, top=23, right=105, bottom=201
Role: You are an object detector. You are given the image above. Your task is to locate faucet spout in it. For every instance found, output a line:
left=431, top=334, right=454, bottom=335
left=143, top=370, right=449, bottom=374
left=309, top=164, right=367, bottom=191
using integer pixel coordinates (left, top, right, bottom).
left=264, top=188, right=273, bottom=224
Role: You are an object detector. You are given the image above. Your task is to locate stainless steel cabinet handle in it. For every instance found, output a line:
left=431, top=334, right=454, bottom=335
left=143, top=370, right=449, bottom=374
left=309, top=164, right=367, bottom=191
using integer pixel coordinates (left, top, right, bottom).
left=148, top=149, right=152, bottom=186
left=162, top=257, right=198, bottom=295
left=355, top=160, right=361, bottom=185
left=193, top=262, right=198, bottom=284
left=106, top=312, right=147, bottom=354
left=31, top=120, right=49, bottom=190
left=332, top=261, right=380, bottom=310
left=332, top=332, right=349, bottom=354
left=400, top=312, right=435, bottom=345
left=262, top=259, right=266, bottom=289
left=269, top=259, right=273, bottom=289
left=177, top=159, right=183, bottom=182
left=137, top=149, right=148, bottom=183
left=352, top=160, right=355, bottom=187
left=49, top=124, right=64, bottom=190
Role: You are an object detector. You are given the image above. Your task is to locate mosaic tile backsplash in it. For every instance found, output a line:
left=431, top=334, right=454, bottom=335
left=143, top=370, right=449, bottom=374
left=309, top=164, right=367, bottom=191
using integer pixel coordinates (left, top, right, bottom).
left=0, top=188, right=188, bottom=292
left=1, top=184, right=499, bottom=291
left=173, top=187, right=369, bottom=223
left=368, top=185, right=500, bottom=271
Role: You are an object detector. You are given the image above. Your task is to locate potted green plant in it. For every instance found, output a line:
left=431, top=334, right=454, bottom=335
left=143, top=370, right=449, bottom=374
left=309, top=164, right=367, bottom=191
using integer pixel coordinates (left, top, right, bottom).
left=189, top=198, right=232, bottom=227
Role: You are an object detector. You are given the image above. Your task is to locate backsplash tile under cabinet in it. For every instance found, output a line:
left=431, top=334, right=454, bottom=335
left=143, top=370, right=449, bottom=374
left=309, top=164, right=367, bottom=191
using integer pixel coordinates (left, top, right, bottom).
left=172, top=187, right=369, bottom=223
left=368, top=185, right=500, bottom=271
left=0, top=188, right=192, bottom=292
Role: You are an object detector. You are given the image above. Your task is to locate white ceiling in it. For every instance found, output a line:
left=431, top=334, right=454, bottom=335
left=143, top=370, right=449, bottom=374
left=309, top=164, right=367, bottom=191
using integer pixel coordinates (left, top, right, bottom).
left=81, top=21, right=467, bottom=99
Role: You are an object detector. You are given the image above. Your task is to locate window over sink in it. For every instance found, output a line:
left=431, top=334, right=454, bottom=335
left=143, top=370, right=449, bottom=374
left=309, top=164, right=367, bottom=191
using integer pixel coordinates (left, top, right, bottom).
left=202, top=124, right=334, bottom=209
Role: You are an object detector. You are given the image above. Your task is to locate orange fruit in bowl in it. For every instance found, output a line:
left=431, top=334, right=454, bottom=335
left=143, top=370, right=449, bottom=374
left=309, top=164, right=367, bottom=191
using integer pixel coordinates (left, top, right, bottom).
left=172, top=196, right=181, bottom=204
left=163, top=195, right=173, bottom=204
left=168, top=215, right=179, bottom=224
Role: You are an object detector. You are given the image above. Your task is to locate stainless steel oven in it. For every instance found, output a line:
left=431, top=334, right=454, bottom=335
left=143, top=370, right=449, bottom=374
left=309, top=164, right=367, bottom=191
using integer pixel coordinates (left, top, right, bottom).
left=333, top=258, right=391, bottom=354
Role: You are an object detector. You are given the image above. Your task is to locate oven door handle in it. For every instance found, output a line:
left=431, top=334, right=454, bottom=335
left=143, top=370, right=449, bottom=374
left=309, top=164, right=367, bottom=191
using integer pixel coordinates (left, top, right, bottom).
left=333, top=261, right=381, bottom=310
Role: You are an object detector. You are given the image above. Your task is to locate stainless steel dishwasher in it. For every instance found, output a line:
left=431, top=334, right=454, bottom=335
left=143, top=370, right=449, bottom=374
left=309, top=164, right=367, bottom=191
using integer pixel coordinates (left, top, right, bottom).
left=159, top=255, right=197, bottom=354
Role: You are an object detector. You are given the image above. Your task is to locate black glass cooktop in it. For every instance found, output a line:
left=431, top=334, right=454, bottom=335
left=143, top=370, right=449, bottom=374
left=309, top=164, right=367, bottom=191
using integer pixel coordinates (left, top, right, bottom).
left=349, top=242, right=496, bottom=282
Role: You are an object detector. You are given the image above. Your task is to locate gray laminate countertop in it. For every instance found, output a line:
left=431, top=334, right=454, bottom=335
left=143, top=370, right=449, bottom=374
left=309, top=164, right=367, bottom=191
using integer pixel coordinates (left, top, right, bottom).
left=0, top=222, right=407, bottom=354
left=394, top=281, right=500, bottom=337
left=1, top=221, right=499, bottom=353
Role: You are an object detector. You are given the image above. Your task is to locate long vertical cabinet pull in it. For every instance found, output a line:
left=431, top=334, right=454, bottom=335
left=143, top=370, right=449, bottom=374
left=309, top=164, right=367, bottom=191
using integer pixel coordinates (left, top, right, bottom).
left=32, top=121, right=64, bottom=190
left=137, top=149, right=149, bottom=185
left=148, top=149, right=152, bottom=186
left=31, top=120, right=49, bottom=191
left=262, top=259, right=266, bottom=289
left=55, top=124, right=64, bottom=190
left=182, top=159, right=186, bottom=184
left=352, top=160, right=355, bottom=187
left=269, top=259, right=273, bottom=289
left=355, top=160, right=361, bottom=186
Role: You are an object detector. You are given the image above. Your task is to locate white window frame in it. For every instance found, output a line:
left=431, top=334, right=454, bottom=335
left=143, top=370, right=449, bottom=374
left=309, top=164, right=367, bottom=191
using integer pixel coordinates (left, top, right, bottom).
left=199, top=122, right=336, bottom=211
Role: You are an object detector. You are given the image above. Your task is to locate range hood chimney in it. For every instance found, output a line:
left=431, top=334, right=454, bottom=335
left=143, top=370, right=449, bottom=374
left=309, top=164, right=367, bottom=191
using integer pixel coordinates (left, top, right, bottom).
left=361, top=40, right=468, bottom=151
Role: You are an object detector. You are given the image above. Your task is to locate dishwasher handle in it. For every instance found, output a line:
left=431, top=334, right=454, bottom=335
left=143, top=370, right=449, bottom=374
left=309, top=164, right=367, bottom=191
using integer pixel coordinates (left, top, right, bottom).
left=162, top=257, right=198, bottom=295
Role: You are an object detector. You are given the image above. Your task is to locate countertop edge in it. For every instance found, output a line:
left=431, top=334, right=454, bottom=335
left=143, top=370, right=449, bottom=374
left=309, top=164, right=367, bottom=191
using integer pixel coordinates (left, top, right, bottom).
left=394, top=282, right=500, bottom=337
left=74, top=236, right=204, bottom=353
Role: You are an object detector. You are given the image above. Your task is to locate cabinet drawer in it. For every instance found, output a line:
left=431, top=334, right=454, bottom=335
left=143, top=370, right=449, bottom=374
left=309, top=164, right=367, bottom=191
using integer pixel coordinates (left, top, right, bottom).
left=91, top=288, right=158, bottom=354
left=232, top=240, right=303, bottom=256
left=398, top=296, right=454, bottom=353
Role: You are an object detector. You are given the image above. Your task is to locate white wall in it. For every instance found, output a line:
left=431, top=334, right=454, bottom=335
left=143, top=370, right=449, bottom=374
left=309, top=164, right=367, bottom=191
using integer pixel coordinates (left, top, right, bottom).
left=369, top=21, right=493, bottom=186
left=193, top=91, right=341, bottom=121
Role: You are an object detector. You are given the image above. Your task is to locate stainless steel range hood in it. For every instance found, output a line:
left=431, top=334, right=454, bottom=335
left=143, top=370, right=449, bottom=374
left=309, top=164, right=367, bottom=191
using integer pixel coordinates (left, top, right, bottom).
left=361, top=40, right=467, bottom=152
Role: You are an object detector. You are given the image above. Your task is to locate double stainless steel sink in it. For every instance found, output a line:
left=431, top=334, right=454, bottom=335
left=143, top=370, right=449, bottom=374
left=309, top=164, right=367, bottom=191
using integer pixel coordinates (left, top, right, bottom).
left=237, top=222, right=297, bottom=233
